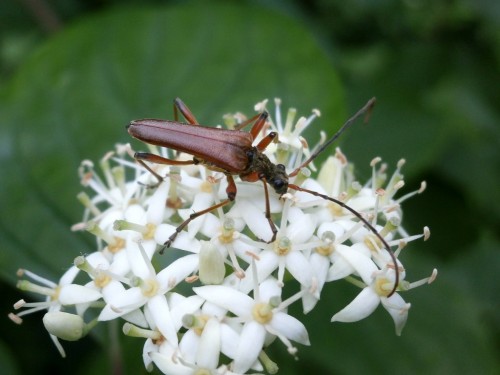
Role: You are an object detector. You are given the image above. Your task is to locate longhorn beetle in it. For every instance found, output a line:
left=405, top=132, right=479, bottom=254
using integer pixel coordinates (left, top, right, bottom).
left=127, top=98, right=399, bottom=296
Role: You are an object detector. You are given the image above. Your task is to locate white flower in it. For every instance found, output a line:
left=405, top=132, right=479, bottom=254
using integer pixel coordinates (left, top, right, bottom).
left=10, top=266, right=101, bottom=357
left=99, top=242, right=198, bottom=346
left=331, top=262, right=437, bottom=335
left=151, top=318, right=221, bottom=374
left=11, top=98, right=436, bottom=373
left=194, top=277, right=310, bottom=373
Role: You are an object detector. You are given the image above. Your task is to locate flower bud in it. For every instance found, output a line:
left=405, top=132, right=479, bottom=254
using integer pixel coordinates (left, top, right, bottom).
left=198, top=241, right=225, bottom=285
left=43, top=311, right=87, bottom=341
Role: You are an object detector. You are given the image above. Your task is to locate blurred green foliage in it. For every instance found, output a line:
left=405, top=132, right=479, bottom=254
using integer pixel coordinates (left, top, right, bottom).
left=0, top=0, right=498, bottom=374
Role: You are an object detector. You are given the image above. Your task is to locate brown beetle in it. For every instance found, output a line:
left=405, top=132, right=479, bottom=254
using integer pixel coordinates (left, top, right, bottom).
left=127, top=97, right=399, bottom=295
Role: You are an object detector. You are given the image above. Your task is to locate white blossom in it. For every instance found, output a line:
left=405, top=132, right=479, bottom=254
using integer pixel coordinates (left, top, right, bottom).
left=10, top=99, right=436, bottom=374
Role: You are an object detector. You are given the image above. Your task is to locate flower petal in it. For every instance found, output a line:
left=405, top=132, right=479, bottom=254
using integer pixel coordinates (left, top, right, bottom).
left=220, top=323, right=240, bottom=359
left=285, top=251, right=312, bottom=287
left=99, top=287, right=145, bottom=321
left=238, top=251, right=279, bottom=294
left=59, top=284, right=102, bottom=305
left=194, top=285, right=253, bottom=319
left=331, top=287, right=380, bottom=323
left=148, top=295, right=178, bottom=346
left=157, top=254, right=199, bottom=290
left=59, top=266, right=80, bottom=286
left=145, top=181, right=169, bottom=225
left=237, top=200, right=273, bottom=242
left=258, top=277, right=282, bottom=302
left=269, top=311, right=310, bottom=345
left=169, top=295, right=204, bottom=331
left=179, top=329, right=198, bottom=363
left=285, top=208, right=315, bottom=243
left=197, top=318, right=220, bottom=368
left=150, top=351, right=192, bottom=375
left=233, top=321, right=266, bottom=374
left=381, top=293, right=410, bottom=336
left=336, top=244, right=377, bottom=285
left=178, top=192, right=213, bottom=238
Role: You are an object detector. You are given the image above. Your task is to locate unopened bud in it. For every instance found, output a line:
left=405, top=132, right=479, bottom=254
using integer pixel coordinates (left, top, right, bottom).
left=43, top=311, right=87, bottom=341
left=199, top=242, right=225, bottom=285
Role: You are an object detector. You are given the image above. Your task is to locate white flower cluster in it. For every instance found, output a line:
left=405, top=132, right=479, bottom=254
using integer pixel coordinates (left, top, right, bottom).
left=10, top=99, right=437, bottom=374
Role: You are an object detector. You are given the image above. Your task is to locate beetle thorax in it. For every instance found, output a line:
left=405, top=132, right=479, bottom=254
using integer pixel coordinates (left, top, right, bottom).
left=240, top=148, right=289, bottom=195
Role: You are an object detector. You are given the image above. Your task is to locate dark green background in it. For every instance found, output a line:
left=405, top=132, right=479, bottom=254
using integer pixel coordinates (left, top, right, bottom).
left=1, top=1, right=498, bottom=374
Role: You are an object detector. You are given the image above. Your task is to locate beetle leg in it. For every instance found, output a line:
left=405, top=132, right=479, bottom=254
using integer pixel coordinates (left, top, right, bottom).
left=134, top=152, right=195, bottom=187
left=162, top=198, right=231, bottom=252
left=233, top=111, right=266, bottom=132
left=255, top=132, right=278, bottom=152
left=162, top=174, right=237, bottom=252
left=259, top=176, right=278, bottom=243
left=174, top=98, right=199, bottom=124
left=248, top=112, right=269, bottom=140
left=135, top=152, right=196, bottom=166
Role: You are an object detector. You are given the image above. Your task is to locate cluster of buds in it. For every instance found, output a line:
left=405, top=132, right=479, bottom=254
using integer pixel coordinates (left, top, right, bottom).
left=9, top=99, right=436, bottom=374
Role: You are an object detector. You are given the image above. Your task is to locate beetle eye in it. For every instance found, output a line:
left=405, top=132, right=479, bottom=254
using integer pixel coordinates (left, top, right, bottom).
left=274, top=180, right=284, bottom=189
left=272, top=178, right=288, bottom=194
left=277, top=164, right=286, bottom=171
left=246, top=150, right=255, bottom=161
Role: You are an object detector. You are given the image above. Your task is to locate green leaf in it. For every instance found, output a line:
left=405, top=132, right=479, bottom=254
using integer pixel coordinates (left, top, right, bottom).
left=0, top=2, right=344, bottom=281
left=271, top=251, right=499, bottom=375
left=0, top=3, right=344, bottom=374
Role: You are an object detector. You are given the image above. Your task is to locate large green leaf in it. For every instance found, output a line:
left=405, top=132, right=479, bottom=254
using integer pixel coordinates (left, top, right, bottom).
left=0, top=3, right=344, bottom=282
left=2, top=2, right=497, bottom=375
left=0, top=3, right=345, bottom=374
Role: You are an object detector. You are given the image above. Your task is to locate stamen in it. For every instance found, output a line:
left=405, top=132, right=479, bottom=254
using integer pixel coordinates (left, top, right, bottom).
left=76, top=192, right=101, bottom=216
left=291, top=116, right=307, bottom=139
left=85, top=221, right=116, bottom=245
left=254, top=99, right=269, bottom=112
left=278, top=286, right=310, bottom=310
left=283, top=107, right=297, bottom=135
left=16, top=280, right=56, bottom=298
left=397, top=181, right=427, bottom=204
left=18, top=269, right=56, bottom=288
left=274, top=98, right=283, bottom=132
left=379, top=216, right=401, bottom=238
left=408, top=268, right=438, bottom=289
left=259, top=350, right=279, bottom=375
left=8, top=313, right=23, bottom=324
left=78, top=160, right=94, bottom=186
left=99, top=151, right=116, bottom=190
left=388, top=226, right=430, bottom=247
left=123, top=322, right=162, bottom=341
left=111, top=165, right=126, bottom=195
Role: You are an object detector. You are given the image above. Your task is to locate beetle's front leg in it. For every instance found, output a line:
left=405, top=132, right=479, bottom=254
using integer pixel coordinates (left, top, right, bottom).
left=260, top=176, right=278, bottom=243
left=134, top=152, right=195, bottom=187
left=161, top=174, right=237, bottom=253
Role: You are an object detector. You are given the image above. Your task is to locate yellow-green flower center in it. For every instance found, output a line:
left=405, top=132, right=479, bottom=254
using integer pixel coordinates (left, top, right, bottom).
left=94, top=271, right=112, bottom=288
left=143, top=223, right=156, bottom=240
left=252, top=302, right=273, bottom=324
left=274, top=237, right=291, bottom=256
left=373, top=275, right=394, bottom=297
left=141, top=279, right=159, bottom=297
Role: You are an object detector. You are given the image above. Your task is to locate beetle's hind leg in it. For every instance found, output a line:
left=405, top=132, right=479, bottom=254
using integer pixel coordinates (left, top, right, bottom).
left=173, top=98, right=199, bottom=125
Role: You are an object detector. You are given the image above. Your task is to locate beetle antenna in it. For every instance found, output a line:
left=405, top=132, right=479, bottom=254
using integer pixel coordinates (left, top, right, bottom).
left=289, top=97, right=376, bottom=178
left=288, top=183, right=400, bottom=297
